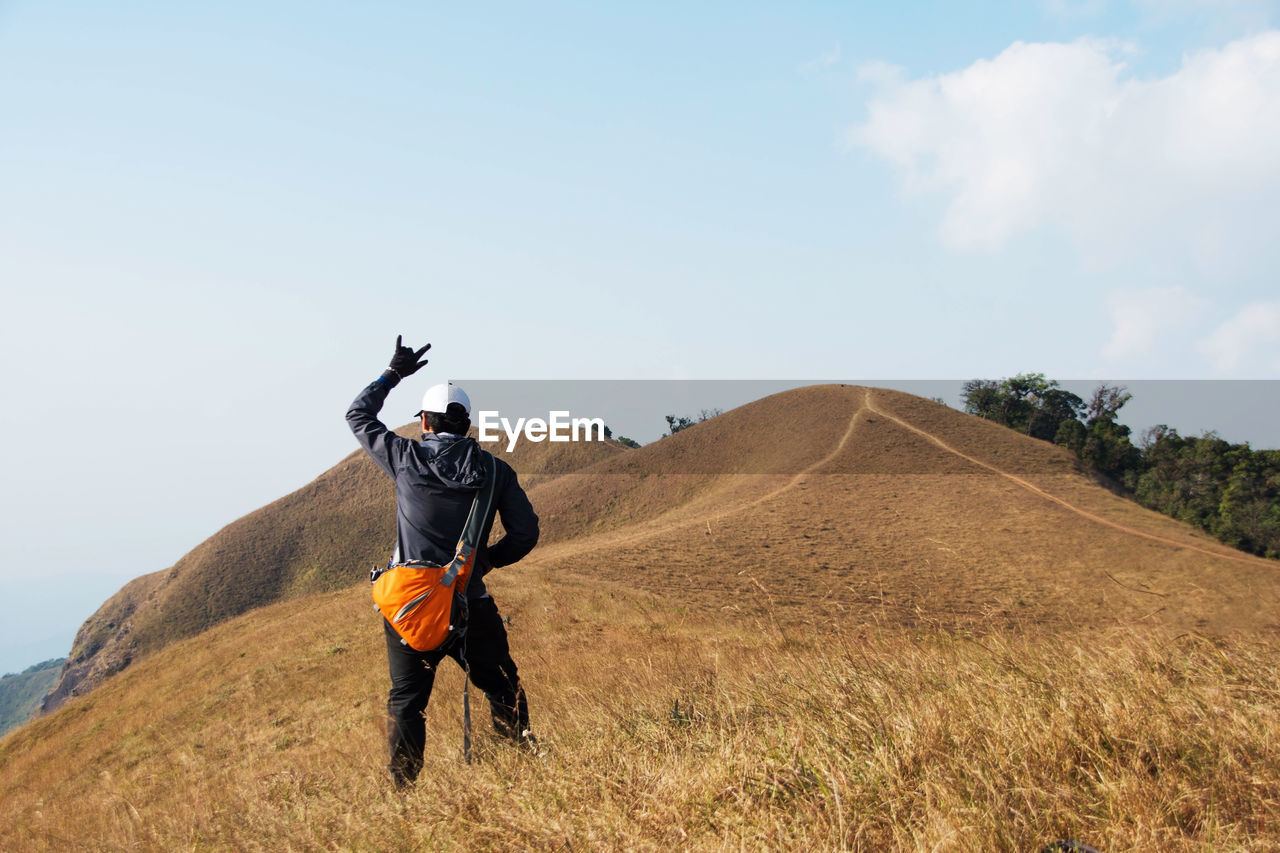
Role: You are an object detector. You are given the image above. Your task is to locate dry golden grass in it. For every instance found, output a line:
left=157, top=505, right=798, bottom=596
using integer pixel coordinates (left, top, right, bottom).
left=18, top=384, right=1280, bottom=849
left=4, top=563, right=1278, bottom=851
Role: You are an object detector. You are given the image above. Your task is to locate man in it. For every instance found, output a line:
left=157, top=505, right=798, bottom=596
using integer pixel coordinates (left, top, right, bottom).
left=346, top=336, right=540, bottom=786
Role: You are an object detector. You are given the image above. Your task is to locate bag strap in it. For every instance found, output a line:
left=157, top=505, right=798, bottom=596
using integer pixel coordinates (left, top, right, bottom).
left=441, top=451, right=498, bottom=589
left=454, top=453, right=496, bottom=763
left=376, top=452, right=500, bottom=585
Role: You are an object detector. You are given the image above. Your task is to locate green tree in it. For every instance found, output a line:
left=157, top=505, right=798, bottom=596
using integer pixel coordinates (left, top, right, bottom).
left=1132, top=429, right=1280, bottom=557
left=962, top=374, right=1083, bottom=440
left=1053, top=418, right=1087, bottom=455
left=961, top=379, right=1003, bottom=421
left=1028, top=386, right=1086, bottom=442
left=663, top=408, right=722, bottom=437
left=1081, top=418, right=1141, bottom=487
left=664, top=415, right=695, bottom=435
left=1087, top=384, right=1133, bottom=425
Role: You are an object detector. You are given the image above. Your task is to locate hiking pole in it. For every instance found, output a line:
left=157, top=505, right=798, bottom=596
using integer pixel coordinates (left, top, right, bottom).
left=462, top=675, right=473, bottom=764
left=460, top=641, right=473, bottom=765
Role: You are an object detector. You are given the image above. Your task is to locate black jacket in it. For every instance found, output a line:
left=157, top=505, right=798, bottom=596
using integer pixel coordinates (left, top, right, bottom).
left=346, top=372, right=540, bottom=598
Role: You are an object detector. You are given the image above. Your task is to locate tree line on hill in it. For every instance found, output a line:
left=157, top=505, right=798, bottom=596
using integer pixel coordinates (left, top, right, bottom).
left=962, top=374, right=1280, bottom=559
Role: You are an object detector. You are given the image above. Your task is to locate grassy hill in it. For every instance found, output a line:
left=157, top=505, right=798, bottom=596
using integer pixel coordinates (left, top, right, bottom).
left=526, top=385, right=1278, bottom=634
left=0, top=659, right=65, bottom=737
left=43, top=384, right=1280, bottom=711
left=2, top=571, right=1276, bottom=850
left=8, top=384, right=1280, bottom=848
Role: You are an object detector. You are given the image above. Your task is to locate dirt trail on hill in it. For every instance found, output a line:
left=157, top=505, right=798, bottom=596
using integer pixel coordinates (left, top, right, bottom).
left=864, top=390, right=1269, bottom=568
left=534, top=390, right=872, bottom=562
left=524, top=386, right=1280, bottom=635
left=540, top=386, right=1259, bottom=569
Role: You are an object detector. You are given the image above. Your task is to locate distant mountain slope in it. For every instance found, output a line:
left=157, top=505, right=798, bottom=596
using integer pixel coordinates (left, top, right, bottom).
left=43, top=424, right=623, bottom=712
left=0, top=658, right=65, bottom=736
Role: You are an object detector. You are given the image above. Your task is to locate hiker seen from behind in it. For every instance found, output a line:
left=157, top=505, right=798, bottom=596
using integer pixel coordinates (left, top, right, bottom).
left=346, top=336, right=540, bottom=787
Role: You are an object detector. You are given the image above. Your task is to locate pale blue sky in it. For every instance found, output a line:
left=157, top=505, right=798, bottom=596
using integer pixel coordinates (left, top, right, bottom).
left=3, top=1, right=1279, bottom=675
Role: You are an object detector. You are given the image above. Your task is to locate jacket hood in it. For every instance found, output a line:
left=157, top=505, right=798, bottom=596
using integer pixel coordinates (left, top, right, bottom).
left=417, top=434, right=486, bottom=490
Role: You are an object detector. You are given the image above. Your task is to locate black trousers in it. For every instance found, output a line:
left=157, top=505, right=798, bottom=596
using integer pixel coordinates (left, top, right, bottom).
left=383, top=595, right=529, bottom=783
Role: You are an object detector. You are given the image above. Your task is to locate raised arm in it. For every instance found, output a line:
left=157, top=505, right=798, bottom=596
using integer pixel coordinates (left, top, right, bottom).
left=345, top=335, right=432, bottom=478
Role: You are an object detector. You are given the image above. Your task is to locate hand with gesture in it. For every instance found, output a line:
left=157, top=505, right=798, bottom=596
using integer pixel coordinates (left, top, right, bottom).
left=388, top=335, right=432, bottom=379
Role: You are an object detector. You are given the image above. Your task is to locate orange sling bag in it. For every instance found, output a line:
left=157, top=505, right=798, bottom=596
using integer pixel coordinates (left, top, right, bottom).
left=371, top=453, right=497, bottom=651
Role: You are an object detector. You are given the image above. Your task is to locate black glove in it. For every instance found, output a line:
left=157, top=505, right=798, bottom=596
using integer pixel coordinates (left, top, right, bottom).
left=387, top=335, right=431, bottom=379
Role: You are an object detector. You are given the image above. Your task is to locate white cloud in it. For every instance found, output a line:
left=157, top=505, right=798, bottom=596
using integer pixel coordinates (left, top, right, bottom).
left=850, top=32, right=1280, bottom=266
left=1197, top=300, right=1280, bottom=373
left=1103, top=285, right=1209, bottom=361
left=801, top=44, right=842, bottom=75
